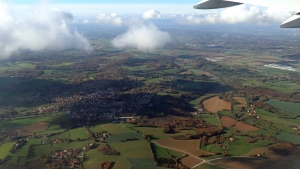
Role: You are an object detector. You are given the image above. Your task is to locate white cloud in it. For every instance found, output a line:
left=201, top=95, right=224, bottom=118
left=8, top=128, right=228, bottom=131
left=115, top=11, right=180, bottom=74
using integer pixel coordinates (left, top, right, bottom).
left=142, top=9, right=162, bottom=20
left=181, top=5, right=293, bottom=25
left=0, top=1, right=91, bottom=58
left=111, top=24, right=171, bottom=52
left=82, top=19, right=90, bottom=24
left=95, top=13, right=123, bottom=25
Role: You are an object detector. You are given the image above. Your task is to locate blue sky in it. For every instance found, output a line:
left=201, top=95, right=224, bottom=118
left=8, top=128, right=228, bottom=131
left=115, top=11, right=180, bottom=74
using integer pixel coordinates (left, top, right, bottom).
left=10, top=0, right=198, bottom=4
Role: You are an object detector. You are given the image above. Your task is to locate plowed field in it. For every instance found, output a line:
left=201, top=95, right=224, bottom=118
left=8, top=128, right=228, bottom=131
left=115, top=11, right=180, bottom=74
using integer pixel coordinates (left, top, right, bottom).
left=155, top=139, right=212, bottom=157
left=234, top=97, right=247, bottom=107
left=180, top=156, right=202, bottom=168
left=203, top=96, right=231, bottom=113
left=221, top=116, right=258, bottom=132
left=18, top=123, right=49, bottom=136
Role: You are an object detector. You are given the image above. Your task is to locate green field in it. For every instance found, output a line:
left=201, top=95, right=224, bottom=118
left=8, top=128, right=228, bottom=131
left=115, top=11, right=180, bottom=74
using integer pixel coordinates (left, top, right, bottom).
left=267, top=99, right=300, bottom=115
left=227, top=136, right=273, bottom=156
left=199, top=114, right=221, bottom=125
left=0, top=113, right=70, bottom=137
left=276, top=132, right=300, bottom=144
left=133, top=127, right=169, bottom=139
left=0, top=142, right=14, bottom=159
left=189, top=94, right=215, bottom=108
left=84, top=124, right=158, bottom=169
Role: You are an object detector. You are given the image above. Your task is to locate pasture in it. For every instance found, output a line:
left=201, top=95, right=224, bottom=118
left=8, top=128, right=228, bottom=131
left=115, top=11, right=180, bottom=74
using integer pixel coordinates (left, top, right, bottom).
left=0, top=142, right=14, bottom=159
left=199, top=114, right=221, bottom=125
left=133, top=127, right=169, bottom=139
left=226, top=136, right=273, bottom=156
left=0, top=113, right=70, bottom=136
left=85, top=123, right=157, bottom=169
left=150, top=143, right=182, bottom=159
left=203, top=96, right=231, bottom=113
left=267, top=99, right=300, bottom=115
left=49, top=127, right=89, bottom=141
left=276, top=132, right=300, bottom=144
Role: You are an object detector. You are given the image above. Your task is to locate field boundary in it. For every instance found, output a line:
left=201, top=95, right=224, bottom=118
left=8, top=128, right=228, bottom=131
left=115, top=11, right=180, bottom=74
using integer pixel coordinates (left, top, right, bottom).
left=152, top=140, right=205, bottom=169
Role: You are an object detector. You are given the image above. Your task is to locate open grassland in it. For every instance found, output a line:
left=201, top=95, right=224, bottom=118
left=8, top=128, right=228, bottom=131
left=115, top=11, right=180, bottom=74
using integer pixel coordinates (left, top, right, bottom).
left=203, top=96, right=231, bottom=113
left=50, top=127, right=89, bottom=141
left=234, top=97, right=247, bottom=107
left=36, top=123, right=65, bottom=135
left=189, top=94, right=215, bottom=108
left=0, top=113, right=69, bottom=137
left=150, top=143, right=182, bottom=159
left=276, top=132, right=300, bottom=144
left=18, top=123, right=49, bottom=136
left=199, top=114, right=220, bottom=125
left=0, top=142, right=14, bottom=159
left=133, top=127, right=169, bottom=139
left=85, top=124, right=157, bottom=169
left=267, top=99, right=300, bottom=115
left=84, top=149, right=131, bottom=169
left=9, top=138, right=41, bottom=165
left=155, top=138, right=212, bottom=157
left=227, top=136, right=273, bottom=156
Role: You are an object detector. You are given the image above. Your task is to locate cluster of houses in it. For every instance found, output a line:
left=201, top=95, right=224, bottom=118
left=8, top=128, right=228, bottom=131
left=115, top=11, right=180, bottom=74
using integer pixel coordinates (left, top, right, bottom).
left=292, top=126, right=300, bottom=130
left=16, top=80, right=156, bottom=118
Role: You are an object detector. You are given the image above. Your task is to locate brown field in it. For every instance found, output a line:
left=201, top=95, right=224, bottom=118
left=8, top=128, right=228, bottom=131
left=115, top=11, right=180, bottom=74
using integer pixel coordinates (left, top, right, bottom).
left=26, top=160, right=46, bottom=169
left=203, top=96, right=231, bottom=113
left=221, top=116, right=258, bottom=132
left=155, top=138, right=213, bottom=157
left=213, top=157, right=300, bottom=169
left=18, top=123, right=49, bottom=136
left=0, top=128, right=19, bottom=136
left=180, top=156, right=202, bottom=168
left=233, top=122, right=258, bottom=132
left=234, top=97, right=247, bottom=107
left=245, top=147, right=300, bottom=165
left=220, top=116, right=236, bottom=128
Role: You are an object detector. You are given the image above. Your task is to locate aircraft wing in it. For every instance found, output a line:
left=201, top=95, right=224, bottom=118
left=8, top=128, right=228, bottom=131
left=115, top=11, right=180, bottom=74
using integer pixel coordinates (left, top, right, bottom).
left=194, top=0, right=300, bottom=28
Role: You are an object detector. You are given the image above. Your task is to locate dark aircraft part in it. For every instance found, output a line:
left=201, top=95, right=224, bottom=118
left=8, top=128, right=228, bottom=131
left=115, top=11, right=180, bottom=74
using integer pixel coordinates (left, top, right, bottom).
left=281, top=13, right=300, bottom=28
left=193, top=0, right=243, bottom=9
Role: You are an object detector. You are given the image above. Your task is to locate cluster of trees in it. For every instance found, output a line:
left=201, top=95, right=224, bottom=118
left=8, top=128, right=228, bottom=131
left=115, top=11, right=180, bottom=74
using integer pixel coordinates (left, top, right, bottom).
left=269, top=142, right=294, bottom=155
left=0, top=106, right=18, bottom=120
left=120, top=137, right=139, bottom=142
left=99, top=144, right=120, bottom=156
left=100, top=161, right=114, bottom=169
left=156, top=158, right=188, bottom=169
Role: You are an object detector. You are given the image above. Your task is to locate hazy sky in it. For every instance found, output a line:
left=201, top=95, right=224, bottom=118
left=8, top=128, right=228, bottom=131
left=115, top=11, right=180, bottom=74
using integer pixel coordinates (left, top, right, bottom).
left=8, top=0, right=198, bottom=4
